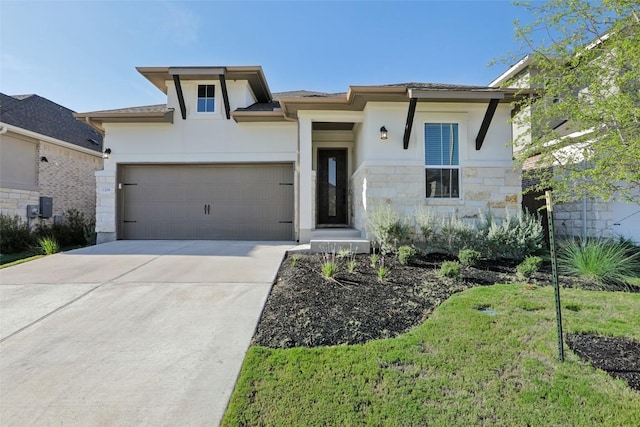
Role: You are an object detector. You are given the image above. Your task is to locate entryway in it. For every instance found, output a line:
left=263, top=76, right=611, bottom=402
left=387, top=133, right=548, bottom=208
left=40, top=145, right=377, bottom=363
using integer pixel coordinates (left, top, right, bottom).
left=316, top=149, right=348, bottom=226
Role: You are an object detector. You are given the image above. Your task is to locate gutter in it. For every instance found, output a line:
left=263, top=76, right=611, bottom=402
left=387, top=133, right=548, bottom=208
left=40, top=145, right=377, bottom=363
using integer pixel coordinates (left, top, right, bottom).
left=0, top=122, right=103, bottom=158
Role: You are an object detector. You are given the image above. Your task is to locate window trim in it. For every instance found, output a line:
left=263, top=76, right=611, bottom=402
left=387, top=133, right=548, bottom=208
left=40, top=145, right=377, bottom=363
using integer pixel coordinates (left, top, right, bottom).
left=424, top=122, right=462, bottom=199
left=196, top=84, right=216, bottom=114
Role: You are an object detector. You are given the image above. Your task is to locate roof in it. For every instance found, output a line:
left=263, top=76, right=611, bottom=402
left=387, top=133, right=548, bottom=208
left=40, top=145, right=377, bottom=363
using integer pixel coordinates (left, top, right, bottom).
left=489, top=55, right=533, bottom=88
left=273, top=90, right=345, bottom=99
left=76, top=72, right=519, bottom=124
left=136, top=66, right=272, bottom=103
left=0, top=93, right=103, bottom=151
left=79, top=104, right=172, bottom=115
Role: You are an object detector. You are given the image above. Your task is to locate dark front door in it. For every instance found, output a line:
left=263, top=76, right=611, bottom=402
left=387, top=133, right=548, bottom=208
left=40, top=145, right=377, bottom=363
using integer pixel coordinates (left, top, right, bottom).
left=317, top=149, right=347, bottom=225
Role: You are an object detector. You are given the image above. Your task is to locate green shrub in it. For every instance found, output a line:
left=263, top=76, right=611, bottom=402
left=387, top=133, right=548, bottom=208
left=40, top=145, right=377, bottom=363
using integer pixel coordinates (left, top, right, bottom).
left=415, top=207, right=436, bottom=242
left=478, top=209, right=543, bottom=260
left=347, top=259, right=357, bottom=273
left=377, top=265, right=390, bottom=281
left=0, top=214, right=33, bottom=253
left=370, top=253, right=379, bottom=268
left=35, top=209, right=94, bottom=248
left=438, top=261, right=461, bottom=279
left=337, top=248, right=352, bottom=258
left=397, top=245, right=417, bottom=265
left=290, top=254, right=300, bottom=267
left=433, top=215, right=480, bottom=256
left=516, top=255, right=543, bottom=279
left=321, top=260, right=338, bottom=278
left=558, top=238, right=640, bottom=288
left=367, top=205, right=410, bottom=255
left=38, top=236, right=60, bottom=255
left=458, top=249, right=481, bottom=267
left=321, top=251, right=338, bottom=278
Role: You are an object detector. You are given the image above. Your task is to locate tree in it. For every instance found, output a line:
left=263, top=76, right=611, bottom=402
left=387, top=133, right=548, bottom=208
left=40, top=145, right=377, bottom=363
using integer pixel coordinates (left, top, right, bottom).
left=509, top=0, right=640, bottom=203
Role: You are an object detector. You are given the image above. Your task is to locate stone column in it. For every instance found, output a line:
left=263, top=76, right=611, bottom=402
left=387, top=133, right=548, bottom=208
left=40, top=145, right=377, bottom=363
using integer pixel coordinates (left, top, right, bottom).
left=298, top=117, right=313, bottom=243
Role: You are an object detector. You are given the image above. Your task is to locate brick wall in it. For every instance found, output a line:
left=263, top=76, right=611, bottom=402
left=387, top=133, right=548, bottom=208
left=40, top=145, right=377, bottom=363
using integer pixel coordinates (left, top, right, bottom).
left=38, top=142, right=102, bottom=222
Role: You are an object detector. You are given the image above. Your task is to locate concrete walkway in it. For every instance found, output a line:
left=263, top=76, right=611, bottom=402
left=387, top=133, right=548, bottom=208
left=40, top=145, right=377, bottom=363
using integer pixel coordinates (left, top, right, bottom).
left=0, top=240, right=293, bottom=426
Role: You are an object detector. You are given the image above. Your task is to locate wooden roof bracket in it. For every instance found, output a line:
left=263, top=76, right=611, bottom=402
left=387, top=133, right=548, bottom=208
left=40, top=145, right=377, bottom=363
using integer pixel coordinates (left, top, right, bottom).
left=402, top=97, right=418, bottom=149
left=475, top=98, right=500, bottom=150
left=172, top=74, right=187, bottom=120
left=219, top=74, right=231, bottom=120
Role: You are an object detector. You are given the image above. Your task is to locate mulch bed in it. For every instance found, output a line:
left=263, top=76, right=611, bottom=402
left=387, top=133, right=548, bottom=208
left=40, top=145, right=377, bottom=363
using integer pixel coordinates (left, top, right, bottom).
left=567, top=333, right=640, bottom=392
left=252, top=252, right=639, bottom=392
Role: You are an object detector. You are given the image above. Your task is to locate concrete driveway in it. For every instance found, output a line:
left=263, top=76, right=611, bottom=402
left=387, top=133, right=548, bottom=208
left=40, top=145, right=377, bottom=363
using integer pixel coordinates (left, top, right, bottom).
left=0, top=240, right=293, bottom=426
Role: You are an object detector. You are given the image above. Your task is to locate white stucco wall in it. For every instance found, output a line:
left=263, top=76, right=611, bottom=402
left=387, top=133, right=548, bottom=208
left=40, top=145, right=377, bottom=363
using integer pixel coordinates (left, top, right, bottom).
left=95, top=79, right=298, bottom=242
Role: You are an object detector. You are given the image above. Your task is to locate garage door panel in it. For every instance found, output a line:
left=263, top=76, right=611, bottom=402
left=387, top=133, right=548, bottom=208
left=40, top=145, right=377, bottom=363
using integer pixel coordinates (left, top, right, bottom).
left=120, top=164, right=294, bottom=240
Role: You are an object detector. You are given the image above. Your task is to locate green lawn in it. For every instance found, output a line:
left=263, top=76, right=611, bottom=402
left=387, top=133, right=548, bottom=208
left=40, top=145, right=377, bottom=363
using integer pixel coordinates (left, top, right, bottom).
left=0, top=249, right=44, bottom=268
left=223, top=284, right=640, bottom=426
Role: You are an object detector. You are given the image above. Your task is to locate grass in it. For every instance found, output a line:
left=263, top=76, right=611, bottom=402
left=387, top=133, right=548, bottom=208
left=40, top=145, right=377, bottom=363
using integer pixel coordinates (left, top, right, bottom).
left=558, top=238, right=640, bottom=288
left=0, top=249, right=44, bottom=267
left=223, top=285, right=640, bottom=426
left=38, top=236, right=60, bottom=255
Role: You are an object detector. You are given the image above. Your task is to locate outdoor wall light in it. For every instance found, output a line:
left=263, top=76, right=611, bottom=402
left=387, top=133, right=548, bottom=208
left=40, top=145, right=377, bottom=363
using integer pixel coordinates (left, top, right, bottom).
left=103, top=148, right=112, bottom=159
left=380, top=126, right=388, bottom=140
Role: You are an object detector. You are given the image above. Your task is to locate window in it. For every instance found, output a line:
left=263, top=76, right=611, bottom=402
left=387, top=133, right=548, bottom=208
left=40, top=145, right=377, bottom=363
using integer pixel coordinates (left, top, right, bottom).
left=197, top=85, right=215, bottom=113
left=424, top=123, right=460, bottom=198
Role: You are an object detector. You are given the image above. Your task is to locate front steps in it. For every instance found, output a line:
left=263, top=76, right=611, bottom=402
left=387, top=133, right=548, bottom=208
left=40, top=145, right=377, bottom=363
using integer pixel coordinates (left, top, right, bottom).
left=309, top=228, right=370, bottom=254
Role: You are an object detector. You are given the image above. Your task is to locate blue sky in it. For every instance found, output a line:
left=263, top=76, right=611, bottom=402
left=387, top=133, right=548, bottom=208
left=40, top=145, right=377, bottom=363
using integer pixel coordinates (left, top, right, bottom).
left=1, top=0, right=535, bottom=113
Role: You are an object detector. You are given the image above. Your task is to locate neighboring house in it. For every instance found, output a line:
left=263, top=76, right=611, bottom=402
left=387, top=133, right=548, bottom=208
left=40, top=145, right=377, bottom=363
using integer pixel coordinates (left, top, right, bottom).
left=0, top=93, right=104, bottom=225
left=74, top=66, right=521, bottom=244
left=490, top=56, right=640, bottom=243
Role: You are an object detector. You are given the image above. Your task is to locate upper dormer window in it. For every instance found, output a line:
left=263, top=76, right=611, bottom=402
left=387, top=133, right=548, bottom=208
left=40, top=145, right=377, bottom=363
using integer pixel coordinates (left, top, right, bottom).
left=197, top=85, right=215, bottom=113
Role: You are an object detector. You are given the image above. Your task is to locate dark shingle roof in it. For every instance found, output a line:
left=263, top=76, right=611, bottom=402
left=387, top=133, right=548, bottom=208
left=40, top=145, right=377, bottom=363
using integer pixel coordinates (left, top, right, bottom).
left=379, top=82, right=492, bottom=90
left=235, top=101, right=281, bottom=112
left=0, top=93, right=103, bottom=151
left=79, top=104, right=171, bottom=115
left=273, top=90, right=345, bottom=99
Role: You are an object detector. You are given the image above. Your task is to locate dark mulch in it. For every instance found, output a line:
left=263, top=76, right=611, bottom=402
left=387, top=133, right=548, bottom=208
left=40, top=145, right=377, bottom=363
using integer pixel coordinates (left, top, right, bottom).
left=567, top=333, right=640, bottom=392
left=252, top=252, right=639, bottom=392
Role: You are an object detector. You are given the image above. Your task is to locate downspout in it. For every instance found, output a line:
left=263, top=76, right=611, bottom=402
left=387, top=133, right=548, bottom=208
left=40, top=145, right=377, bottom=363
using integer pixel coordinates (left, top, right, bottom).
left=582, top=197, right=588, bottom=239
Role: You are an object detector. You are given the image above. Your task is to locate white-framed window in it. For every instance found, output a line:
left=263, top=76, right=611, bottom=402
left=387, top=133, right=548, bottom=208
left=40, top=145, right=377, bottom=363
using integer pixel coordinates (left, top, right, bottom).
left=196, top=84, right=215, bottom=113
left=424, top=123, right=460, bottom=198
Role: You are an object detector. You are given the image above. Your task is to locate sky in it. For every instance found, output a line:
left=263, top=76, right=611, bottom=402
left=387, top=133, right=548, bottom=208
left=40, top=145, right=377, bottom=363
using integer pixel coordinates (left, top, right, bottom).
left=0, top=0, right=536, bottom=113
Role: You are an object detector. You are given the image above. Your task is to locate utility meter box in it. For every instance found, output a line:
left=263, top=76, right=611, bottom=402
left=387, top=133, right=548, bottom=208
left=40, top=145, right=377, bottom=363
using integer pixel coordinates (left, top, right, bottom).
left=27, top=205, right=39, bottom=218
left=39, top=197, right=53, bottom=218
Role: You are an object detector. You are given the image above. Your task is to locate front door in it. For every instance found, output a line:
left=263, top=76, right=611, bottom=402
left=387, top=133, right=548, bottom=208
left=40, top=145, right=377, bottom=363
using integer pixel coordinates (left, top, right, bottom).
left=317, top=149, right=347, bottom=225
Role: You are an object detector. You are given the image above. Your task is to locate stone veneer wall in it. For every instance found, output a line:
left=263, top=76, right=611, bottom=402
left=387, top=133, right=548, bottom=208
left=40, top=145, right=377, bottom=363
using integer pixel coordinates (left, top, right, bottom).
left=95, top=170, right=117, bottom=243
left=351, top=164, right=521, bottom=238
left=38, top=142, right=102, bottom=222
left=0, top=187, right=40, bottom=221
left=552, top=199, right=615, bottom=239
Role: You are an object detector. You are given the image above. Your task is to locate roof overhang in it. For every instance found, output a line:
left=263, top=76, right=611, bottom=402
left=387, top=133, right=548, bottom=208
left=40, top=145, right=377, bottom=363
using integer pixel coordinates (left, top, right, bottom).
left=136, top=66, right=272, bottom=102
left=73, top=109, right=174, bottom=133
left=278, top=86, right=518, bottom=119
left=0, top=122, right=103, bottom=157
left=489, top=55, right=533, bottom=88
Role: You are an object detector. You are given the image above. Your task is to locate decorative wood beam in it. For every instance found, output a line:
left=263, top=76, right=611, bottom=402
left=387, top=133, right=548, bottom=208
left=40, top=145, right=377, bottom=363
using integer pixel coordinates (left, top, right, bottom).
left=403, top=98, right=418, bottom=150
left=475, top=98, right=500, bottom=150
left=172, top=75, right=187, bottom=120
left=219, top=74, right=231, bottom=120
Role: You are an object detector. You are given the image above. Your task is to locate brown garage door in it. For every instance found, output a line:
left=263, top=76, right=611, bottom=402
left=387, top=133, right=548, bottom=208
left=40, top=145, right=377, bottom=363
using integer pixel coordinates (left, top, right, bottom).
left=118, top=164, right=294, bottom=240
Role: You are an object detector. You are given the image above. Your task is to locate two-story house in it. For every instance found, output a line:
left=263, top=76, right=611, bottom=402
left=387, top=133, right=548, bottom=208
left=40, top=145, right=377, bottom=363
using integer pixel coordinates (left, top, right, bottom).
left=75, top=66, right=521, bottom=245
